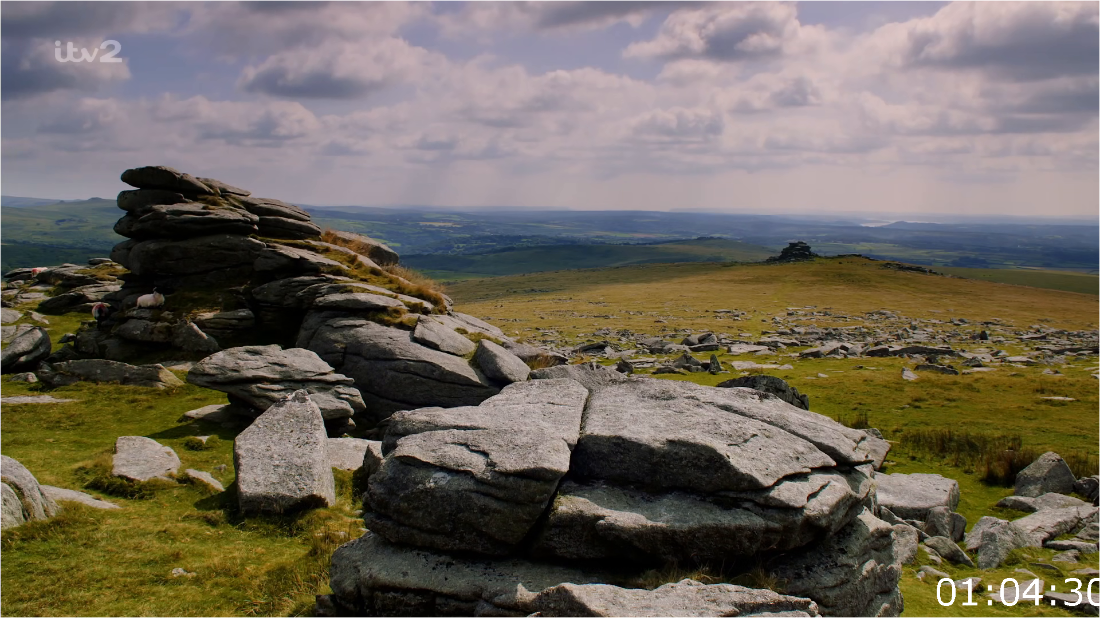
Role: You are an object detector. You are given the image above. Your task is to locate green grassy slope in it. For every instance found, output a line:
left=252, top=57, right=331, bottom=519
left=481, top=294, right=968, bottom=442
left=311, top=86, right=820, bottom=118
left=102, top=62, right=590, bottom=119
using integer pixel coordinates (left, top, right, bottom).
left=1, top=200, right=122, bottom=271
left=402, top=238, right=775, bottom=280
left=938, top=266, right=1099, bottom=295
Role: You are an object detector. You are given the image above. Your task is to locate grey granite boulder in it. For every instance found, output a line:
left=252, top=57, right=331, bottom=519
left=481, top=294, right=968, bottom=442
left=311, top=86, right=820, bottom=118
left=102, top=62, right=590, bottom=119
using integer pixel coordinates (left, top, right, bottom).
left=923, top=536, right=974, bottom=567
left=237, top=196, right=310, bottom=221
left=328, top=532, right=608, bottom=616
left=300, top=318, right=497, bottom=421
left=874, top=472, right=960, bottom=521
left=187, top=345, right=365, bottom=423
left=412, top=316, right=476, bottom=356
left=114, top=203, right=259, bottom=239
left=533, top=579, right=820, bottom=617
left=327, top=438, right=372, bottom=471
left=41, top=485, right=120, bottom=510
left=312, top=293, right=405, bottom=312
left=1010, top=505, right=1098, bottom=547
left=1, top=456, right=59, bottom=528
left=112, top=234, right=266, bottom=276
left=924, top=505, right=967, bottom=541
left=532, top=466, right=873, bottom=562
left=1074, top=475, right=1099, bottom=504
left=501, top=340, right=568, bottom=367
left=366, top=379, right=587, bottom=555
left=112, top=436, right=180, bottom=482
left=120, top=165, right=216, bottom=195
left=183, top=469, right=224, bottom=492
left=234, top=391, right=335, bottom=514
left=473, top=339, right=530, bottom=384
left=0, top=326, right=51, bottom=373
left=570, top=379, right=886, bottom=494
left=768, top=508, right=903, bottom=617
left=42, top=359, right=183, bottom=389
left=36, top=282, right=121, bottom=315
left=1015, top=452, right=1077, bottom=498
left=250, top=275, right=337, bottom=308
left=996, top=492, right=1090, bottom=513
left=965, top=516, right=1029, bottom=569
left=717, top=374, right=810, bottom=410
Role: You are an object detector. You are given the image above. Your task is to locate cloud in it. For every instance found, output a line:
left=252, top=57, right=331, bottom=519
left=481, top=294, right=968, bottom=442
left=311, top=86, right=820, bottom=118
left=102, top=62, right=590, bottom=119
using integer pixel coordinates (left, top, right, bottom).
left=629, top=107, right=724, bottom=141
left=238, top=38, right=438, bottom=99
left=436, top=1, right=692, bottom=37
left=872, top=2, right=1099, bottom=81
left=624, top=3, right=826, bottom=63
left=0, top=1, right=179, bottom=39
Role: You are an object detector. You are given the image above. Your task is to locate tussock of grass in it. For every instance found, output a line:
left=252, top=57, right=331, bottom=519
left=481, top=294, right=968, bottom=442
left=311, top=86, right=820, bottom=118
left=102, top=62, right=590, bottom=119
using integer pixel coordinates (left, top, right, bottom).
left=833, top=410, right=871, bottom=429
left=75, top=453, right=174, bottom=500
left=896, top=428, right=1098, bottom=486
left=183, top=435, right=220, bottom=451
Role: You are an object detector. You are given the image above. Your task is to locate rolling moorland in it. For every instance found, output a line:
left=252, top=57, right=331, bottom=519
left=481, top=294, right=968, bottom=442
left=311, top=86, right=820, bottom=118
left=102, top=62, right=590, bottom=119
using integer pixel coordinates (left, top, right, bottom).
left=3, top=253, right=1098, bottom=617
left=3, top=196, right=1098, bottom=281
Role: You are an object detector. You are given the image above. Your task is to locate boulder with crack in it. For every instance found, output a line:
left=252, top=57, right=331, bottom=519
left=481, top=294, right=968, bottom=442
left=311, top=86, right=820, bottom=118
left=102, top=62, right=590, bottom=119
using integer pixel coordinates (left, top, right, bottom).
left=365, top=379, right=587, bottom=555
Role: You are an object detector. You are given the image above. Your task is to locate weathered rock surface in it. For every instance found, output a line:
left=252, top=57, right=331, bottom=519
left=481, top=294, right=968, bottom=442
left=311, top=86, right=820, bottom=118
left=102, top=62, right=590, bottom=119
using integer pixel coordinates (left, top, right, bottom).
left=965, top=516, right=1029, bottom=569
left=532, top=466, right=872, bottom=562
left=112, top=436, right=180, bottom=482
left=41, top=359, right=183, bottom=389
left=923, top=536, right=974, bottom=567
left=768, top=508, right=903, bottom=617
left=301, top=318, right=497, bottom=421
left=234, top=391, right=335, bottom=514
left=366, top=379, right=587, bottom=555
left=1010, top=506, right=1098, bottom=547
left=328, top=438, right=372, bottom=470
left=328, top=533, right=608, bottom=616
left=924, top=505, right=967, bottom=542
left=996, top=493, right=1090, bottom=513
left=1, top=456, right=59, bottom=528
left=112, top=234, right=266, bottom=276
left=183, top=469, right=224, bottom=492
left=322, top=230, right=400, bottom=267
left=1015, top=452, right=1077, bottom=498
left=0, top=326, right=51, bottom=373
left=412, top=316, right=477, bottom=356
left=1074, top=475, right=1099, bottom=504
left=716, top=374, right=810, bottom=409
left=121, top=165, right=216, bottom=195
left=473, top=339, right=530, bottom=384
left=874, top=472, right=960, bottom=521
left=533, top=579, right=821, bottom=617
left=571, top=379, right=885, bottom=493
left=187, top=345, right=365, bottom=422
left=41, top=485, right=120, bottom=510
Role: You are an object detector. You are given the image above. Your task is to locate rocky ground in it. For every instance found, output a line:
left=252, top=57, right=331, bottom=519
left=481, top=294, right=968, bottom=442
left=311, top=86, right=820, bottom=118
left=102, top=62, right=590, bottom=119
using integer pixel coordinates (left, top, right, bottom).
left=1, top=167, right=1097, bottom=617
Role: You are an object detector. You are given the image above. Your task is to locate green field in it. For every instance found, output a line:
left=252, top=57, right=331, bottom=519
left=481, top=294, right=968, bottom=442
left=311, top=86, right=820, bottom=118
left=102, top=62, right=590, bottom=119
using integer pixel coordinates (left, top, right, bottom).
left=402, top=238, right=776, bottom=280
left=939, top=267, right=1099, bottom=295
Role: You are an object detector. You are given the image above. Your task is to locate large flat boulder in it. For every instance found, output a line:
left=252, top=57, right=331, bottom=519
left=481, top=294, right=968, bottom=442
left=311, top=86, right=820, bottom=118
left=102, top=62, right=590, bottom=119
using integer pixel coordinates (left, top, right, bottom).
left=187, top=345, right=364, bottom=422
left=234, top=391, right=335, bottom=514
left=365, top=379, right=587, bottom=556
left=45, top=359, right=183, bottom=389
left=328, top=438, right=373, bottom=471
left=874, top=472, right=960, bottom=521
left=114, top=203, right=259, bottom=239
left=412, top=316, right=476, bottom=356
left=532, top=466, right=872, bottom=562
left=1010, top=506, right=1098, bottom=547
left=111, top=234, right=266, bottom=276
left=570, top=379, right=884, bottom=494
left=112, top=436, right=180, bottom=482
left=1, top=456, right=59, bottom=528
left=1014, top=452, right=1077, bottom=498
left=120, top=166, right=216, bottom=195
left=533, top=579, right=820, bottom=617
left=300, top=318, right=497, bottom=421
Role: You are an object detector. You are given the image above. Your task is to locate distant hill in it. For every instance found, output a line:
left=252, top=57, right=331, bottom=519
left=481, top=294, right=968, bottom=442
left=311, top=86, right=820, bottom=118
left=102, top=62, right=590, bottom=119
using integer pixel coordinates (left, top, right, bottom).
left=1, top=195, right=72, bottom=208
left=1, top=198, right=121, bottom=271
left=402, top=238, right=775, bottom=280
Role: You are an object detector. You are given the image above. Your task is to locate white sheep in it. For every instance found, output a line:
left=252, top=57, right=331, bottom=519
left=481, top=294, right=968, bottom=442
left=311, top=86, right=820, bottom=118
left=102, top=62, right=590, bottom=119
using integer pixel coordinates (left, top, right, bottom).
left=135, top=289, right=165, bottom=308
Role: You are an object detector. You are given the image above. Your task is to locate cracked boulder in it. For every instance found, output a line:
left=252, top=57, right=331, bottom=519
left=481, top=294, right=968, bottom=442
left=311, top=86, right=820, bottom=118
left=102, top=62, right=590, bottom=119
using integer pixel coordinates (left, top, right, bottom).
left=365, top=379, right=588, bottom=555
left=300, top=318, right=498, bottom=422
left=1, top=456, right=59, bottom=529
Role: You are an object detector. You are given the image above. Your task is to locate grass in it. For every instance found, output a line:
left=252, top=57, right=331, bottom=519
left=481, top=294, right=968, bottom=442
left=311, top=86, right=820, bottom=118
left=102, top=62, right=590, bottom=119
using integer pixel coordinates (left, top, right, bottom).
left=0, top=359, right=364, bottom=617
left=937, top=267, right=1098, bottom=296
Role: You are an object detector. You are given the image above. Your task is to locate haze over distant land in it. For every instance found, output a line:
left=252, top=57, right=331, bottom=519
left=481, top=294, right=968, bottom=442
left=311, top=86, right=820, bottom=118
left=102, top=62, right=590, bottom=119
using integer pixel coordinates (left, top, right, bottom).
left=1, top=2, right=1097, bottom=217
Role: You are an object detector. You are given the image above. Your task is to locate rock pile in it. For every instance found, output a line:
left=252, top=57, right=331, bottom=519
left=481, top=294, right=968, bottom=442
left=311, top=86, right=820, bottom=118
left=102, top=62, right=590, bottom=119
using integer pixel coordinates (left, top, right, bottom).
left=329, top=368, right=904, bottom=616
left=766, top=241, right=817, bottom=263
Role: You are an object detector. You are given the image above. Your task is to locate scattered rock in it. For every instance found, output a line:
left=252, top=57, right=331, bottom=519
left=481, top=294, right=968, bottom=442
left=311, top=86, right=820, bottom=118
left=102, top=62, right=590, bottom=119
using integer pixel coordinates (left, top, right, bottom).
left=924, top=506, right=967, bottom=542
left=1015, top=452, right=1077, bottom=498
left=40, top=359, right=183, bottom=389
left=183, top=469, right=224, bottom=492
left=472, top=339, right=530, bottom=385
left=996, top=492, right=1089, bottom=513
left=874, top=472, right=959, bottom=521
left=1, top=395, right=78, bottom=404
left=716, top=374, right=810, bottom=410
left=40, top=486, right=120, bottom=510
left=112, top=436, right=180, bottom=482
left=0, top=326, right=51, bottom=373
left=923, top=536, right=975, bottom=567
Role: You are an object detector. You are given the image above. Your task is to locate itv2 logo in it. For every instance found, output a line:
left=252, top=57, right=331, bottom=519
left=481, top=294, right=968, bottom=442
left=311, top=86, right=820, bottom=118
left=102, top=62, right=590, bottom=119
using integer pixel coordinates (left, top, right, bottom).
left=54, top=40, right=123, bottom=63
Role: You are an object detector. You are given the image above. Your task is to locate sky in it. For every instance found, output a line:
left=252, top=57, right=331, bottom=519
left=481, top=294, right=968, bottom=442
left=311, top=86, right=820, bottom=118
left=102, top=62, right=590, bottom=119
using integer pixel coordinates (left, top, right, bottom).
left=1, top=1, right=1097, bottom=217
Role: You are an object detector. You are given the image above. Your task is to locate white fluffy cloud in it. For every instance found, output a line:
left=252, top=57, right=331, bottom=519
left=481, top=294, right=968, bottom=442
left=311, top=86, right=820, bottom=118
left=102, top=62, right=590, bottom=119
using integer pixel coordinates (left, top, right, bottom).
left=1, top=1, right=1096, bottom=215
